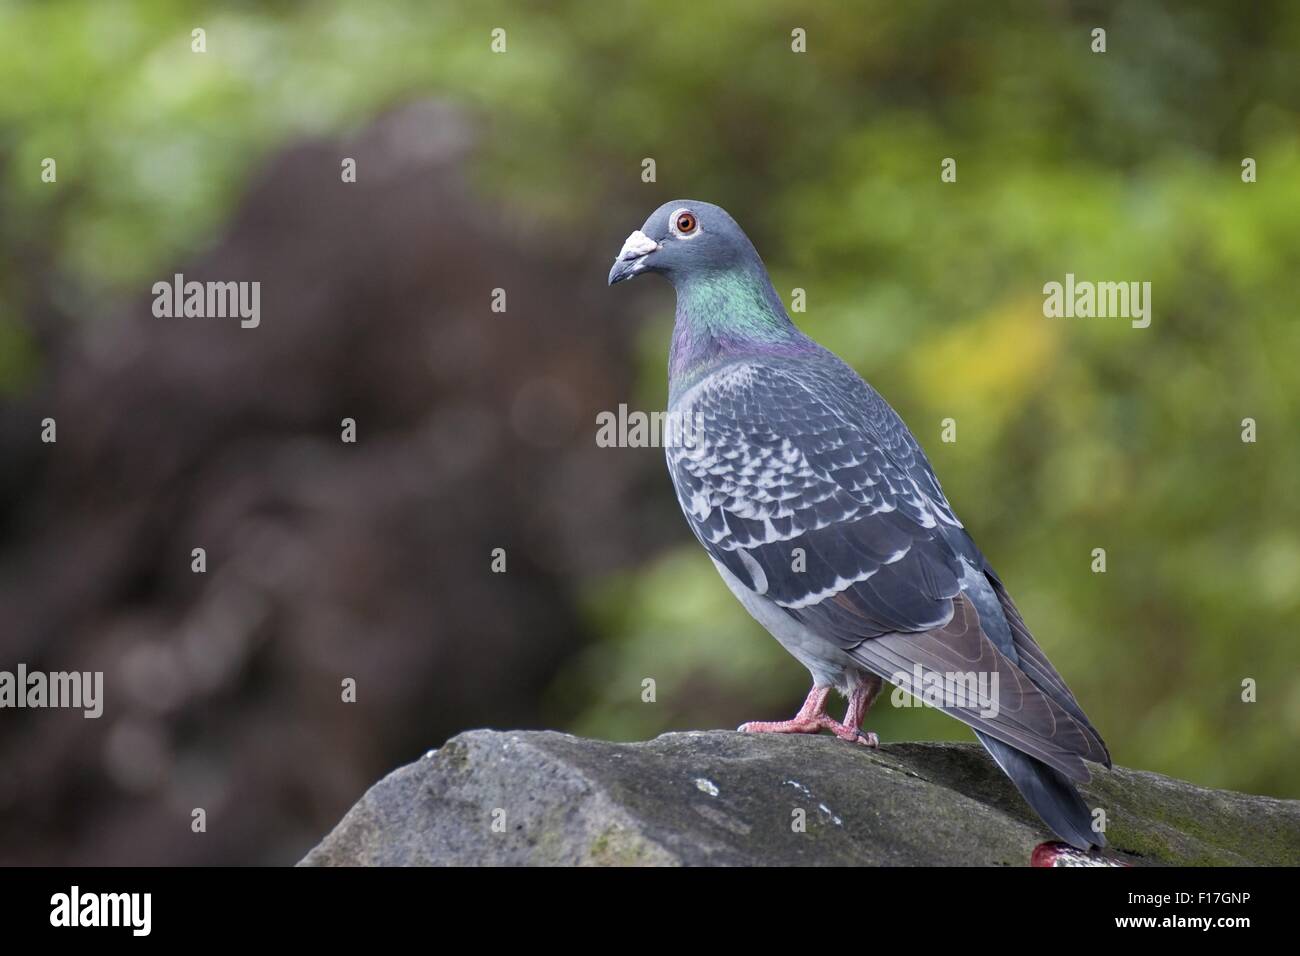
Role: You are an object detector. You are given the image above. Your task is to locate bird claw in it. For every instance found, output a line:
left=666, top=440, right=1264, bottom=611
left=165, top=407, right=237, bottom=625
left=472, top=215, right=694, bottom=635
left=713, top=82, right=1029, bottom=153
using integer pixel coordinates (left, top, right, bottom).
left=738, top=716, right=877, bottom=747
left=738, top=717, right=825, bottom=736
left=828, top=722, right=878, bottom=746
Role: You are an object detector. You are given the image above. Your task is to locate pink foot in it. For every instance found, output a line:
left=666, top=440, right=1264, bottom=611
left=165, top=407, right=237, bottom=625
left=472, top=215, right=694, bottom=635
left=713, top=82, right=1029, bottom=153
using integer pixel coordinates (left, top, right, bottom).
left=737, top=683, right=880, bottom=747
left=738, top=714, right=877, bottom=745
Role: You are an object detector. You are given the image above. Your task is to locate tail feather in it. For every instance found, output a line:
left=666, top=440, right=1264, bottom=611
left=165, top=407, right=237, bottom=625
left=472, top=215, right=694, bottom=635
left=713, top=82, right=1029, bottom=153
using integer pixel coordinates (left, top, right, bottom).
left=977, top=731, right=1104, bottom=850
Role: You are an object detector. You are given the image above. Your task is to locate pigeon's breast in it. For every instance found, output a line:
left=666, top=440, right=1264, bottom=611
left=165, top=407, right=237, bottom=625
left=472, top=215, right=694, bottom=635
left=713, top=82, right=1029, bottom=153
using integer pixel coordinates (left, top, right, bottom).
left=710, top=555, right=864, bottom=692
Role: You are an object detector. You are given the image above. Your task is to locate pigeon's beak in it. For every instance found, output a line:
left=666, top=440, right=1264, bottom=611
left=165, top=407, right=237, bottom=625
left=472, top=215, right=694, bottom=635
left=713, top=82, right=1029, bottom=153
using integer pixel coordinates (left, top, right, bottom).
left=608, top=230, right=662, bottom=286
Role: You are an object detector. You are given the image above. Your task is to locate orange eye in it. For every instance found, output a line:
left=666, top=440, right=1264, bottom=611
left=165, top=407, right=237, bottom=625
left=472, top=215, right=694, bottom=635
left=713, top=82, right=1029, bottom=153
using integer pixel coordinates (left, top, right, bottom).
left=675, top=211, right=697, bottom=234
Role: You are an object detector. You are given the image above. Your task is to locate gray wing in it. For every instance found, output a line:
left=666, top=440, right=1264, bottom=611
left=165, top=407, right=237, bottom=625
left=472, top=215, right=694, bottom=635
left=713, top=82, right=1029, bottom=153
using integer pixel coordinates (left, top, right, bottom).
left=668, top=359, right=966, bottom=632
left=667, top=357, right=1108, bottom=779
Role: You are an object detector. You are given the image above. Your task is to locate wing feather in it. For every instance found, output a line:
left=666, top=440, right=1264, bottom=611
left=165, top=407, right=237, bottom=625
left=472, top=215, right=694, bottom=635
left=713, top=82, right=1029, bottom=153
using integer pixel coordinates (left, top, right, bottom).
left=667, top=356, right=1108, bottom=773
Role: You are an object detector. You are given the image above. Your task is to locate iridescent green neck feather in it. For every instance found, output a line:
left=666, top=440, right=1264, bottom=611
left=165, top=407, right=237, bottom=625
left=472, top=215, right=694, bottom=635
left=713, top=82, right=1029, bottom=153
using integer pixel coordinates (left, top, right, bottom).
left=668, top=265, right=816, bottom=401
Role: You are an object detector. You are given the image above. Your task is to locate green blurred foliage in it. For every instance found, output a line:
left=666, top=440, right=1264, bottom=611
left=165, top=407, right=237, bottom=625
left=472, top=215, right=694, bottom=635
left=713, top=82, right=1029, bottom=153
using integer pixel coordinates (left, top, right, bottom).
left=2, top=0, right=1297, bottom=795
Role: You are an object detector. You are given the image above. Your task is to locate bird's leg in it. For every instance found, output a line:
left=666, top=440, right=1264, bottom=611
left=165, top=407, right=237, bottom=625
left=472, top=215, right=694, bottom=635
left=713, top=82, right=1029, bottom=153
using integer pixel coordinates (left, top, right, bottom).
left=738, top=685, right=832, bottom=736
left=739, top=683, right=877, bottom=746
left=841, top=674, right=883, bottom=748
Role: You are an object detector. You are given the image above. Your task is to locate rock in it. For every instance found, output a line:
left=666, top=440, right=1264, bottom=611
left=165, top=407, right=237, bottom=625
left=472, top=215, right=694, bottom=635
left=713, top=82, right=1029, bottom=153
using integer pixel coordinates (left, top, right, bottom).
left=300, top=729, right=1300, bottom=866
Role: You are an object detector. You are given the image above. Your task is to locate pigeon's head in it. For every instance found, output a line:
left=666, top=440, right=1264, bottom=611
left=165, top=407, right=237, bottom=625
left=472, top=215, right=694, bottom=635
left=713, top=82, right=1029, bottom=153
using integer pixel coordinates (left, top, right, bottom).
left=607, top=200, right=759, bottom=288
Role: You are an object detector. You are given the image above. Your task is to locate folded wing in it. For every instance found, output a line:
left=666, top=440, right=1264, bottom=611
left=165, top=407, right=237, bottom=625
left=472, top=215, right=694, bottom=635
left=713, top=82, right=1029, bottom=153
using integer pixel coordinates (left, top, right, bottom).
left=668, top=356, right=1108, bottom=779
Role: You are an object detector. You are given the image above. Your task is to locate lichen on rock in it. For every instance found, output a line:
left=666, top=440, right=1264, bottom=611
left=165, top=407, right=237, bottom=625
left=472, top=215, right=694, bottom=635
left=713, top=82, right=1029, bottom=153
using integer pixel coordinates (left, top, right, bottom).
left=300, top=730, right=1300, bottom=867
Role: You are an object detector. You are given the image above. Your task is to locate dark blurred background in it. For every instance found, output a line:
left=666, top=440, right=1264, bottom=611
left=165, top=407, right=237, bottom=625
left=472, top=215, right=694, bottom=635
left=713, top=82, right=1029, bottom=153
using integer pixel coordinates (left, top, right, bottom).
left=0, top=0, right=1297, bottom=864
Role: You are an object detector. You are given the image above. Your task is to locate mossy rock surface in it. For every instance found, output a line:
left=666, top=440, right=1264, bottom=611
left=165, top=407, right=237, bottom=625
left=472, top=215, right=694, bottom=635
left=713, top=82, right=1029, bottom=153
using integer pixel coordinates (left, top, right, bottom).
left=300, top=730, right=1300, bottom=866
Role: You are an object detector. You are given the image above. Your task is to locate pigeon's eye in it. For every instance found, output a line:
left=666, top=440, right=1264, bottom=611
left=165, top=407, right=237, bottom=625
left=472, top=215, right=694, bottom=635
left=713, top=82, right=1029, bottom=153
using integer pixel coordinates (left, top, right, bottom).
left=675, top=211, right=697, bottom=235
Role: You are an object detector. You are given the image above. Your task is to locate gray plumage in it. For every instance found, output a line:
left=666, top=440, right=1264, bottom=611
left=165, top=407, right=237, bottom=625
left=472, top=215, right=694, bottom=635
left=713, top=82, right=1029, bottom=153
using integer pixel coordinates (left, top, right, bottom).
left=610, top=200, right=1110, bottom=849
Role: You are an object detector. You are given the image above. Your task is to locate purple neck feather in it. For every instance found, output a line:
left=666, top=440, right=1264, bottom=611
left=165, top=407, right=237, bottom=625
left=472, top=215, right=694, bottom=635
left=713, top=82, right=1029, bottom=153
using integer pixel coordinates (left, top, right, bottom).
left=668, top=268, right=818, bottom=395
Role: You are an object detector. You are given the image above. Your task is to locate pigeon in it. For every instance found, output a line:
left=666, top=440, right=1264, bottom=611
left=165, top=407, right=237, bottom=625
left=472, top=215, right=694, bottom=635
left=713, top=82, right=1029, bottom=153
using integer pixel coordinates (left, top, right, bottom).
left=609, top=200, right=1111, bottom=850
